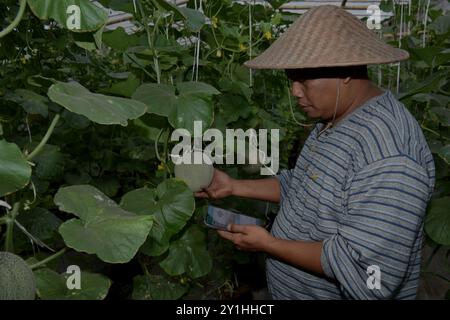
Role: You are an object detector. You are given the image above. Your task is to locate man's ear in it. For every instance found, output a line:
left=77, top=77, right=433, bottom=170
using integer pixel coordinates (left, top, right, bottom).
left=342, top=76, right=352, bottom=84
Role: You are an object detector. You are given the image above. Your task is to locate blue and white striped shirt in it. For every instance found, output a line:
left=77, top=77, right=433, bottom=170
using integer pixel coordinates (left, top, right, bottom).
left=269, top=90, right=436, bottom=299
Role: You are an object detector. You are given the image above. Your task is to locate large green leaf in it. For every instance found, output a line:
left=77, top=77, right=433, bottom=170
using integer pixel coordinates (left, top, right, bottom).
left=0, top=140, right=32, bottom=197
left=27, top=0, right=108, bottom=32
left=48, top=82, right=147, bottom=126
left=132, top=82, right=219, bottom=134
left=34, top=268, right=111, bottom=300
left=120, top=179, right=195, bottom=256
left=159, top=225, right=212, bottom=279
left=425, top=197, right=450, bottom=246
left=55, top=185, right=153, bottom=263
left=132, top=274, right=187, bottom=300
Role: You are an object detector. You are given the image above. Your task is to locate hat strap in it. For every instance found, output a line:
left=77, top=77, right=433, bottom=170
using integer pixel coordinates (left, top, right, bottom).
left=317, top=78, right=341, bottom=137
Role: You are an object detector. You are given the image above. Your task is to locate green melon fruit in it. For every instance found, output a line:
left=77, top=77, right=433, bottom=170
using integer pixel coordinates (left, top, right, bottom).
left=174, top=153, right=214, bottom=192
left=0, top=252, right=36, bottom=300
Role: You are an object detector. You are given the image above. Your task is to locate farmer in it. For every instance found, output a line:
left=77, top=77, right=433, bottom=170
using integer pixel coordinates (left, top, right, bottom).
left=195, top=5, right=436, bottom=299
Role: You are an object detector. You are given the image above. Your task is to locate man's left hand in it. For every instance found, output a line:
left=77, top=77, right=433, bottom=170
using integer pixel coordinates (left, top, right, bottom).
left=217, top=224, right=275, bottom=252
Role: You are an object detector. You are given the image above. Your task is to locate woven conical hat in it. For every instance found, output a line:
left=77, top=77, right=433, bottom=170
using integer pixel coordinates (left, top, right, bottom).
left=244, top=5, right=409, bottom=69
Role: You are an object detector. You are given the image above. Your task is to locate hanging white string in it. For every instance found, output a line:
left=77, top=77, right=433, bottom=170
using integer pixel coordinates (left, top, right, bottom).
left=396, top=1, right=404, bottom=95
left=422, top=0, right=431, bottom=48
left=248, top=0, right=254, bottom=87
left=378, top=30, right=383, bottom=87
left=191, top=0, right=202, bottom=81
left=408, top=0, right=412, bottom=35
left=286, top=83, right=314, bottom=128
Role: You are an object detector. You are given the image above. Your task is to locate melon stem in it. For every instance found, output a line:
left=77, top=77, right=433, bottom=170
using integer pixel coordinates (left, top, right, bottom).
left=4, top=202, right=20, bottom=252
left=30, top=248, right=67, bottom=270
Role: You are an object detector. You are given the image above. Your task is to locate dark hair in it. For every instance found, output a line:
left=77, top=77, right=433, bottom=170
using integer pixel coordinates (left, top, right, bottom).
left=285, top=65, right=368, bottom=82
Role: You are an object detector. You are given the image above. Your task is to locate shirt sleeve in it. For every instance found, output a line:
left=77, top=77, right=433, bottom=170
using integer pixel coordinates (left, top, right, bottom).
left=320, top=155, right=433, bottom=299
left=275, top=169, right=293, bottom=204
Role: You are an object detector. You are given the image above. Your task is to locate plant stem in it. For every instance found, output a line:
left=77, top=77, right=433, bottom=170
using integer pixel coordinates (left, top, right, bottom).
left=27, top=114, right=60, bottom=160
left=138, top=0, right=160, bottom=83
left=421, top=124, right=450, bottom=142
left=4, top=202, right=20, bottom=252
left=0, top=0, right=27, bottom=38
left=30, top=248, right=67, bottom=270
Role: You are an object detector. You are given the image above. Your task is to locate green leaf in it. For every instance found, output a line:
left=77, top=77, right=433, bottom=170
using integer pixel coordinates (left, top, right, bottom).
left=429, top=12, right=450, bottom=35
left=218, top=94, right=251, bottom=123
left=409, top=47, right=450, bottom=67
left=27, top=0, right=108, bottom=32
left=152, top=0, right=205, bottom=32
left=132, top=83, right=176, bottom=117
left=120, top=179, right=195, bottom=256
left=17, top=207, right=62, bottom=241
left=48, top=81, right=147, bottom=126
left=33, top=145, right=65, bottom=181
left=425, top=197, right=450, bottom=246
left=73, top=25, right=105, bottom=51
left=398, top=71, right=446, bottom=100
left=97, top=0, right=135, bottom=13
left=171, top=95, right=213, bottom=134
left=267, top=0, right=290, bottom=10
left=55, top=185, right=153, bottom=263
left=132, top=274, right=187, bottom=300
left=101, top=74, right=141, bottom=98
left=103, top=27, right=142, bottom=52
left=132, top=82, right=218, bottom=134
left=91, top=176, right=120, bottom=198
left=176, top=81, right=220, bottom=98
left=34, top=268, right=111, bottom=300
left=160, top=225, right=212, bottom=278
left=430, top=107, right=450, bottom=127
left=438, top=144, right=450, bottom=165
left=178, top=7, right=206, bottom=32
left=61, top=110, right=91, bottom=129
left=0, top=140, right=32, bottom=197
left=5, top=89, right=49, bottom=117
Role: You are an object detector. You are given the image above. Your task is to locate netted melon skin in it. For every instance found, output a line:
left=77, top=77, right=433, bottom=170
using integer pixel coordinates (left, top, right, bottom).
left=0, top=252, right=36, bottom=300
left=174, top=163, right=214, bottom=192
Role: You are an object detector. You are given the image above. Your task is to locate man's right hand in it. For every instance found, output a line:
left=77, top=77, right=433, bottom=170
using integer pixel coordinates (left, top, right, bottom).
left=194, top=169, right=235, bottom=200
left=194, top=168, right=281, bottom=203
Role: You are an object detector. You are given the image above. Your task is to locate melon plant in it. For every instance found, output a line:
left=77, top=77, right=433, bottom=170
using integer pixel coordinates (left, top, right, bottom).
left=174, top=152, right=214, bottom=192
left=0, top=252, right=36, bottom=300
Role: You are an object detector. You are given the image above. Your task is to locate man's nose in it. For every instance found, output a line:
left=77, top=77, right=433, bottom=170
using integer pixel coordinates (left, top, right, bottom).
left=291, top=82, right=304, bottom=98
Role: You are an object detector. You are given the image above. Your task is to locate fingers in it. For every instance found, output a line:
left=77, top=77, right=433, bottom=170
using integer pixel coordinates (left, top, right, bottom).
left=217, top=230, right=234, bottom=241
left=194, top=191, right=208, bottom=198
left=228, top=223, right=248, bottom=234
left=194, top=187, right=215, bottom=199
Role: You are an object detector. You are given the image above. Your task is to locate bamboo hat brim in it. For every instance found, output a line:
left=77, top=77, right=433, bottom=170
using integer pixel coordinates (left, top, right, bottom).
left=244, top=5, right=409, bottom=69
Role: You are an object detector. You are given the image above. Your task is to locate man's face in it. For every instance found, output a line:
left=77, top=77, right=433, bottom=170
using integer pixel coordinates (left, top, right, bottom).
left=290, top=78, right=339, bottom=120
